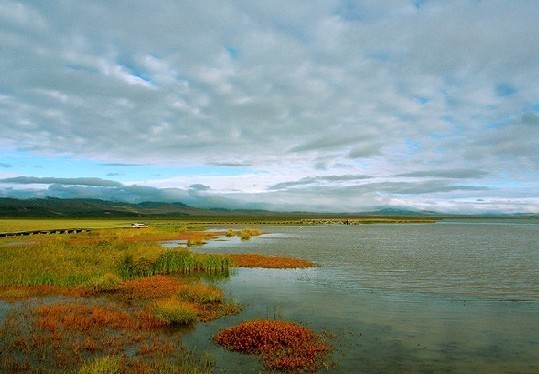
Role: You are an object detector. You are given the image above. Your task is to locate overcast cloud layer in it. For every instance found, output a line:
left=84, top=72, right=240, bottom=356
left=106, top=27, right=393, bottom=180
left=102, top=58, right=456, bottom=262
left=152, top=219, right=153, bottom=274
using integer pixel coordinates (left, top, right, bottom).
left=1, top=0, right=538, bottom=213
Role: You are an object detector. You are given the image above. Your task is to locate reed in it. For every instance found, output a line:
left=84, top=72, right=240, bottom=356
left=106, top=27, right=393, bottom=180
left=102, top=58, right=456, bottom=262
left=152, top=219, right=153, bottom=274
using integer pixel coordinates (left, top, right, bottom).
left=152, top=249, right=230, bottom=276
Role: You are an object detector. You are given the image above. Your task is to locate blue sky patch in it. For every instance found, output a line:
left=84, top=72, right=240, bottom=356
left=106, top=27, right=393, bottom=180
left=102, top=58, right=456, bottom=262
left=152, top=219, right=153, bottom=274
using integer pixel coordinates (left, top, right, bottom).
left=495, top=83, right=517, bottom=97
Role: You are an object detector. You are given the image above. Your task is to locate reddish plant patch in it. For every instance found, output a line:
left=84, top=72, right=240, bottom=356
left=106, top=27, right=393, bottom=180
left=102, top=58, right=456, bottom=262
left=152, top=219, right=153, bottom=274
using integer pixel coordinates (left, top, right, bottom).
left=0, top=285, right=90, bottom=301
left=36, top=302, right=140, bottom=331
left=214, top=319, right=332, bottom=372
left=227, top=253, right=318, bottom=269
left=119, top=275, right=186, bottom=300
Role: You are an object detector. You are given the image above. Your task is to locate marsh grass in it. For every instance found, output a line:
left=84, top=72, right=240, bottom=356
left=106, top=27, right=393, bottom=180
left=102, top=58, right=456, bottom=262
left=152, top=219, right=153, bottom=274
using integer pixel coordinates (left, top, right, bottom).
left=114, top=275, right=241, bottom=323
left=0, top=222, right=323, bottom=372
left=177, top=283, right=224, bottom=304
left=186, top=237, right=207, bottom=247
left=221, top=228, right=263, bottom=240
left=149, top=298, right=199, bottom=325
left=0, top=298, right=214, bottom=373
left=0, top=218, right=134, bottom=233
left=86, top=273, right=123, bottom=292
left=0, top=233, right=230, bottom=287
left=0, top=236, right=162, bottom=286
left=79, top=355, right=121, bottom=374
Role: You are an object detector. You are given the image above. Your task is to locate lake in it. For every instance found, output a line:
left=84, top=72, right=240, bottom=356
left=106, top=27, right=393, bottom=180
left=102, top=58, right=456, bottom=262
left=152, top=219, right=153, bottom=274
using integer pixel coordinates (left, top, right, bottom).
left=184, top=219, right=539, bottom=372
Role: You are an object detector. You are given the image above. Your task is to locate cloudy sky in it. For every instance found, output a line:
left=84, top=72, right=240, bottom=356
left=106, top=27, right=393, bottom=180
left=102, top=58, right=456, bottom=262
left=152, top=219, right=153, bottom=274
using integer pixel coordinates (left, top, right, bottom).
left=1, top=0, right=538, bottom=214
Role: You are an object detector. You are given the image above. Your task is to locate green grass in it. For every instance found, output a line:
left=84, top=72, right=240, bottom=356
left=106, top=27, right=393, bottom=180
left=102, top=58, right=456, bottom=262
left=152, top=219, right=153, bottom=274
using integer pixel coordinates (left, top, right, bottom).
left=186, top=237, right=206, bottom=246
left=0, top=218, right=136, bottom=232
left=79, top=355, right=121, bottom=374
left=177, top=284, right=224, bottom=304
left=149, top=298, right=198, bottom=325
left=86, top=272, right=124, bottom=292
left=0, top=235, right=230, bottom=287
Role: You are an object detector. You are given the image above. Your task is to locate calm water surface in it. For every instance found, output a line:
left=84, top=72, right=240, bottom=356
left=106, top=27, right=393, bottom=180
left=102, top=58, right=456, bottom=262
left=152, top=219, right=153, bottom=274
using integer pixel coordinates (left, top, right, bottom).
left=184, top=220, right=539, bottom=372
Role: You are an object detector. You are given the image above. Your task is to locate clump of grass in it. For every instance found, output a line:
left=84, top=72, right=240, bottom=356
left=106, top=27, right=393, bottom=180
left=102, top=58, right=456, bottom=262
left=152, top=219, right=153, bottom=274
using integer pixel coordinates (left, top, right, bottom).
left=236, top=228, right=262, bottom=240
left=149, top=298, right=198, bottom=325
left=153, top=249, right=230, bottom=276
left=214, top=319, right=332, bottom=372
left=225, top=229, right=236, bottom=237
left=186, top=237, right=206, bottom=247
left=177, top=284, right=223, bottom=304
left=87, top=273, right=123, bottom=292
left=79, top=355, right=121, bottom=374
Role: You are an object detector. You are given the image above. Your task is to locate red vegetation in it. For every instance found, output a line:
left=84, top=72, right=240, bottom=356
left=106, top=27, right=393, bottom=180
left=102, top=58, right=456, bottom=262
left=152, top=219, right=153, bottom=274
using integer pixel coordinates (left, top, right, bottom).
left=35, top=301, right=168, bottom=332
left=228, top=253, right=318, bottom=268
left=119, top=275, right=186, bottom=300
left=214, top=319, right=332, bottom=372
left=0, top=285, right=90, bottom=301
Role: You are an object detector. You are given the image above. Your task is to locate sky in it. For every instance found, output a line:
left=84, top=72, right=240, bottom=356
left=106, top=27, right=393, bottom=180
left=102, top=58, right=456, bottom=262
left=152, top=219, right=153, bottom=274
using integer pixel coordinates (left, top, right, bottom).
left=1, top=0, right=538, bottom=214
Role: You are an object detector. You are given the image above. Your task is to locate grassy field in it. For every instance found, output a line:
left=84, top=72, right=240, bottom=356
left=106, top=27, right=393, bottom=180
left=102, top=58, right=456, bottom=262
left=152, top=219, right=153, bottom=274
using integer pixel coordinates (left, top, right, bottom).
left=0, top=218, right=137, bottom=232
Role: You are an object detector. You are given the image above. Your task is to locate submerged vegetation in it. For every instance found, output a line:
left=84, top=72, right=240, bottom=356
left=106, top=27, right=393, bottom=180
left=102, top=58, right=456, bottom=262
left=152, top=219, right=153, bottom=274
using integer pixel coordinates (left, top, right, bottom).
left=0, top=221, right=328, bottom=372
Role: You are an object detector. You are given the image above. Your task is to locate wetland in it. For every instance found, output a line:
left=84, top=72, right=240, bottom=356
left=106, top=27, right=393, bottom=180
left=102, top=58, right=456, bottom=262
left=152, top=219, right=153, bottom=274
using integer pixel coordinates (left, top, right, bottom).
left=1, top=218, right=538, bottom=372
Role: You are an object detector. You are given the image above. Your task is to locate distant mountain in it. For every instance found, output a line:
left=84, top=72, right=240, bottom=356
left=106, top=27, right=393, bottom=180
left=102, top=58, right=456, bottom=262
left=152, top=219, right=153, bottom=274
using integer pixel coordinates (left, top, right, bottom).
left=364, top=207, right=439, bottom=216
left=0, top=197, right=535, bottom=218
left=0, top=197, right=210, bottom=218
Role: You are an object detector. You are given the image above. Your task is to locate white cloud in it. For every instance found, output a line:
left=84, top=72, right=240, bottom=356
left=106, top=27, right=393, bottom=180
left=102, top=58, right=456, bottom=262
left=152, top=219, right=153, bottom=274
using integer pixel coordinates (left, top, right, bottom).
left=0, top=0, right=538, bottom=213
